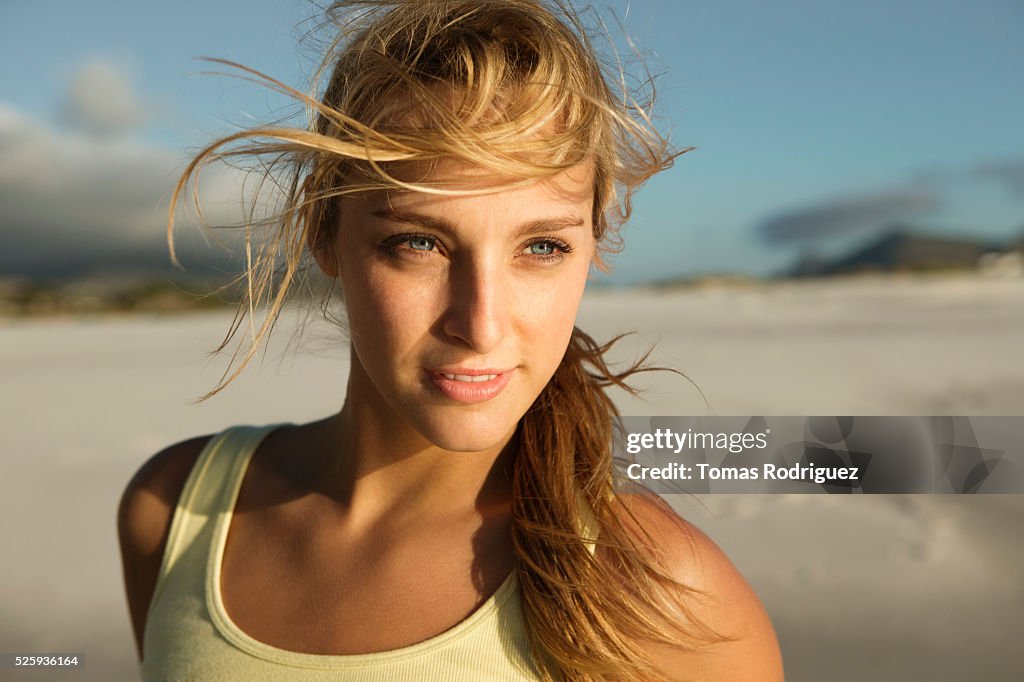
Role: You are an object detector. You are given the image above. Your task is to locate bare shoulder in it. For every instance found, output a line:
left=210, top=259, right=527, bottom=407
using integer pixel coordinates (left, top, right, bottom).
left=117, top=434, right=214, bottom=661
left=609, top=493, right=785, bottom=681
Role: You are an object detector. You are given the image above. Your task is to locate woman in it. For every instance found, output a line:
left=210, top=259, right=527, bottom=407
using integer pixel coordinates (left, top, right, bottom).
left=118, top=1, right=783, bottom=679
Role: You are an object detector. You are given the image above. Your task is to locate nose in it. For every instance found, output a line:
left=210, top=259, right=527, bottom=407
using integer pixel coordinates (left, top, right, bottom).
left=440, top=256, right=510, bottom=355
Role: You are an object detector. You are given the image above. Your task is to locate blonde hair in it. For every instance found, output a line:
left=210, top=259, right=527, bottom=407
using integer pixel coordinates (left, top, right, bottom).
left=169, top=1, right=724, bottom=678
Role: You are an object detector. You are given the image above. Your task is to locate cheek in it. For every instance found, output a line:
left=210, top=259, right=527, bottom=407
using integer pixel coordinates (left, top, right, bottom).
left=518, top=259, right=590, bottom=365
left=338, top=256, right=440, bottom=364
left=531, top=279, right=582, bottom=330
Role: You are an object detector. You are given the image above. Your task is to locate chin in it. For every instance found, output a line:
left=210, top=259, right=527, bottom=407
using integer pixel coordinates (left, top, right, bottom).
left=410, top=406, right=520, bottom=453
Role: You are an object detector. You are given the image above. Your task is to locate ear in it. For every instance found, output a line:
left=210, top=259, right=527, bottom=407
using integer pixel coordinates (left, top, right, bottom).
left=309, top=228, right=339, bottom=278
left=303, top=178, right=340, bottom=278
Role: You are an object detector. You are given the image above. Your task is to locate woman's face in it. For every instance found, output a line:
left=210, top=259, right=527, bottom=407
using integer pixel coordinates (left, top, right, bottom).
left=317, top=162, right=596, bottom=452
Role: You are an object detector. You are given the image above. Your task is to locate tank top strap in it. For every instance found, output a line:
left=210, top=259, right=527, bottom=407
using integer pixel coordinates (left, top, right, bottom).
left=576, top=494, right=600, bottom=557
left=154, top=424, right=286, bottom=588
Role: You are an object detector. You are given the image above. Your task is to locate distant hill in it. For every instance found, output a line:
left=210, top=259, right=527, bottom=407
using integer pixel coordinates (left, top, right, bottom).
left=789, top=226, right=1021, bottom=277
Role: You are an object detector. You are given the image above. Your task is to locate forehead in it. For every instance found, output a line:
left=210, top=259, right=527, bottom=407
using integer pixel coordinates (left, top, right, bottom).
left=374, top=159, right=596, bottom=212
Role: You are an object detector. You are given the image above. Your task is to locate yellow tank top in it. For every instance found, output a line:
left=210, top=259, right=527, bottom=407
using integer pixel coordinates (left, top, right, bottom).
left=140, top=424, right=547, bottom=681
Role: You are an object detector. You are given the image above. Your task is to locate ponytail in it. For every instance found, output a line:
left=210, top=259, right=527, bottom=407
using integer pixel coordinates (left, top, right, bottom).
left=513, top=328, right=725, bottom=680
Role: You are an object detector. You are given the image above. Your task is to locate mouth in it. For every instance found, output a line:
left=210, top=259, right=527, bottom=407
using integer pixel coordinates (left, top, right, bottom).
left=438, top=372, right=499, bottom=382
left=426, top=367, right=515, bottom=404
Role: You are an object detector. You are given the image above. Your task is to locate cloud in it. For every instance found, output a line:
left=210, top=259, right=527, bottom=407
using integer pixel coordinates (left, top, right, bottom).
left=0, top=52, right=302, bottom=279
left=58, top=59, right=147, bottom=137
left=973, top=160, right=1024, bottom=198
left=756, top=188, right=941, bottom=244
left=0, top=104, right=261, bottom=279
left=0, top=105, right=171, bottom=257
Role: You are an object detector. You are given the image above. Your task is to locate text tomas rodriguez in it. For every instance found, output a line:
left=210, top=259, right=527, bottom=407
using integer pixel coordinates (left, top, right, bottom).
left=625, top=462, right=861, bottom=485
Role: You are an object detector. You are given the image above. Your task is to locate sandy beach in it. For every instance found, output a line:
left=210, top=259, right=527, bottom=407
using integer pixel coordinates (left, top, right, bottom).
left=2, top=273, right=1022, bottom=680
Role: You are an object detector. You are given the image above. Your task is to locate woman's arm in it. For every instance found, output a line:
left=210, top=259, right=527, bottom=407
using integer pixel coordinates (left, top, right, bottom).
left=611, top=494, right=785, bottom=681
left=116, top=436, right=211, bottom=661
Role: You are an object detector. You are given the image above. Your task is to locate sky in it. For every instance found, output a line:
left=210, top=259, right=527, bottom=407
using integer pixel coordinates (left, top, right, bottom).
left=1, top=0, right=1022, bottom=284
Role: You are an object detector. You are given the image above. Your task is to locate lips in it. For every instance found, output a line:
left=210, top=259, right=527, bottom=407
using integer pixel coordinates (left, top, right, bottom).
left=426, top=367, right=515, bottom=404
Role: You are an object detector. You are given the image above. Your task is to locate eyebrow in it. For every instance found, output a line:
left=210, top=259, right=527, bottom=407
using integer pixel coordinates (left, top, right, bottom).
left=371, top=208, right=586, bottom=237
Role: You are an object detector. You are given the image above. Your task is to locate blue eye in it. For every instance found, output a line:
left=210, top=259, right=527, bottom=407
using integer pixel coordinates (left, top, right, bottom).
left=523, top=239, right=571, bottom=259
left=408, top=236, right=435, bottom=251
left=378, top=233, right=442, bottom=259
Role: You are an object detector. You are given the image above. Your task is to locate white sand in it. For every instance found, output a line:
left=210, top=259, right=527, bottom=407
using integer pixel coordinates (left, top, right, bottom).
left=1, top=273, right=1022, bottom=680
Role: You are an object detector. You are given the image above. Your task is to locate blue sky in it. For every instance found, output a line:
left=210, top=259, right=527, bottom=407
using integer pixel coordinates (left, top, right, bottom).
left=1, top=0, right=1022, bottom=283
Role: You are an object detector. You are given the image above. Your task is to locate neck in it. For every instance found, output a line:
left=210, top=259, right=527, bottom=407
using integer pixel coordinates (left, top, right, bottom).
left=310, top=357, right=516, bottom=526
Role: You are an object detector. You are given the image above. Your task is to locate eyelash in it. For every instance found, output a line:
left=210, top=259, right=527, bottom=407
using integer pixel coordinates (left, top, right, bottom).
left=524, top=237, right=574, bottom=262
left=379, top=233, right=440, bottom=259
left=379, top=233, right=573, bottom=263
